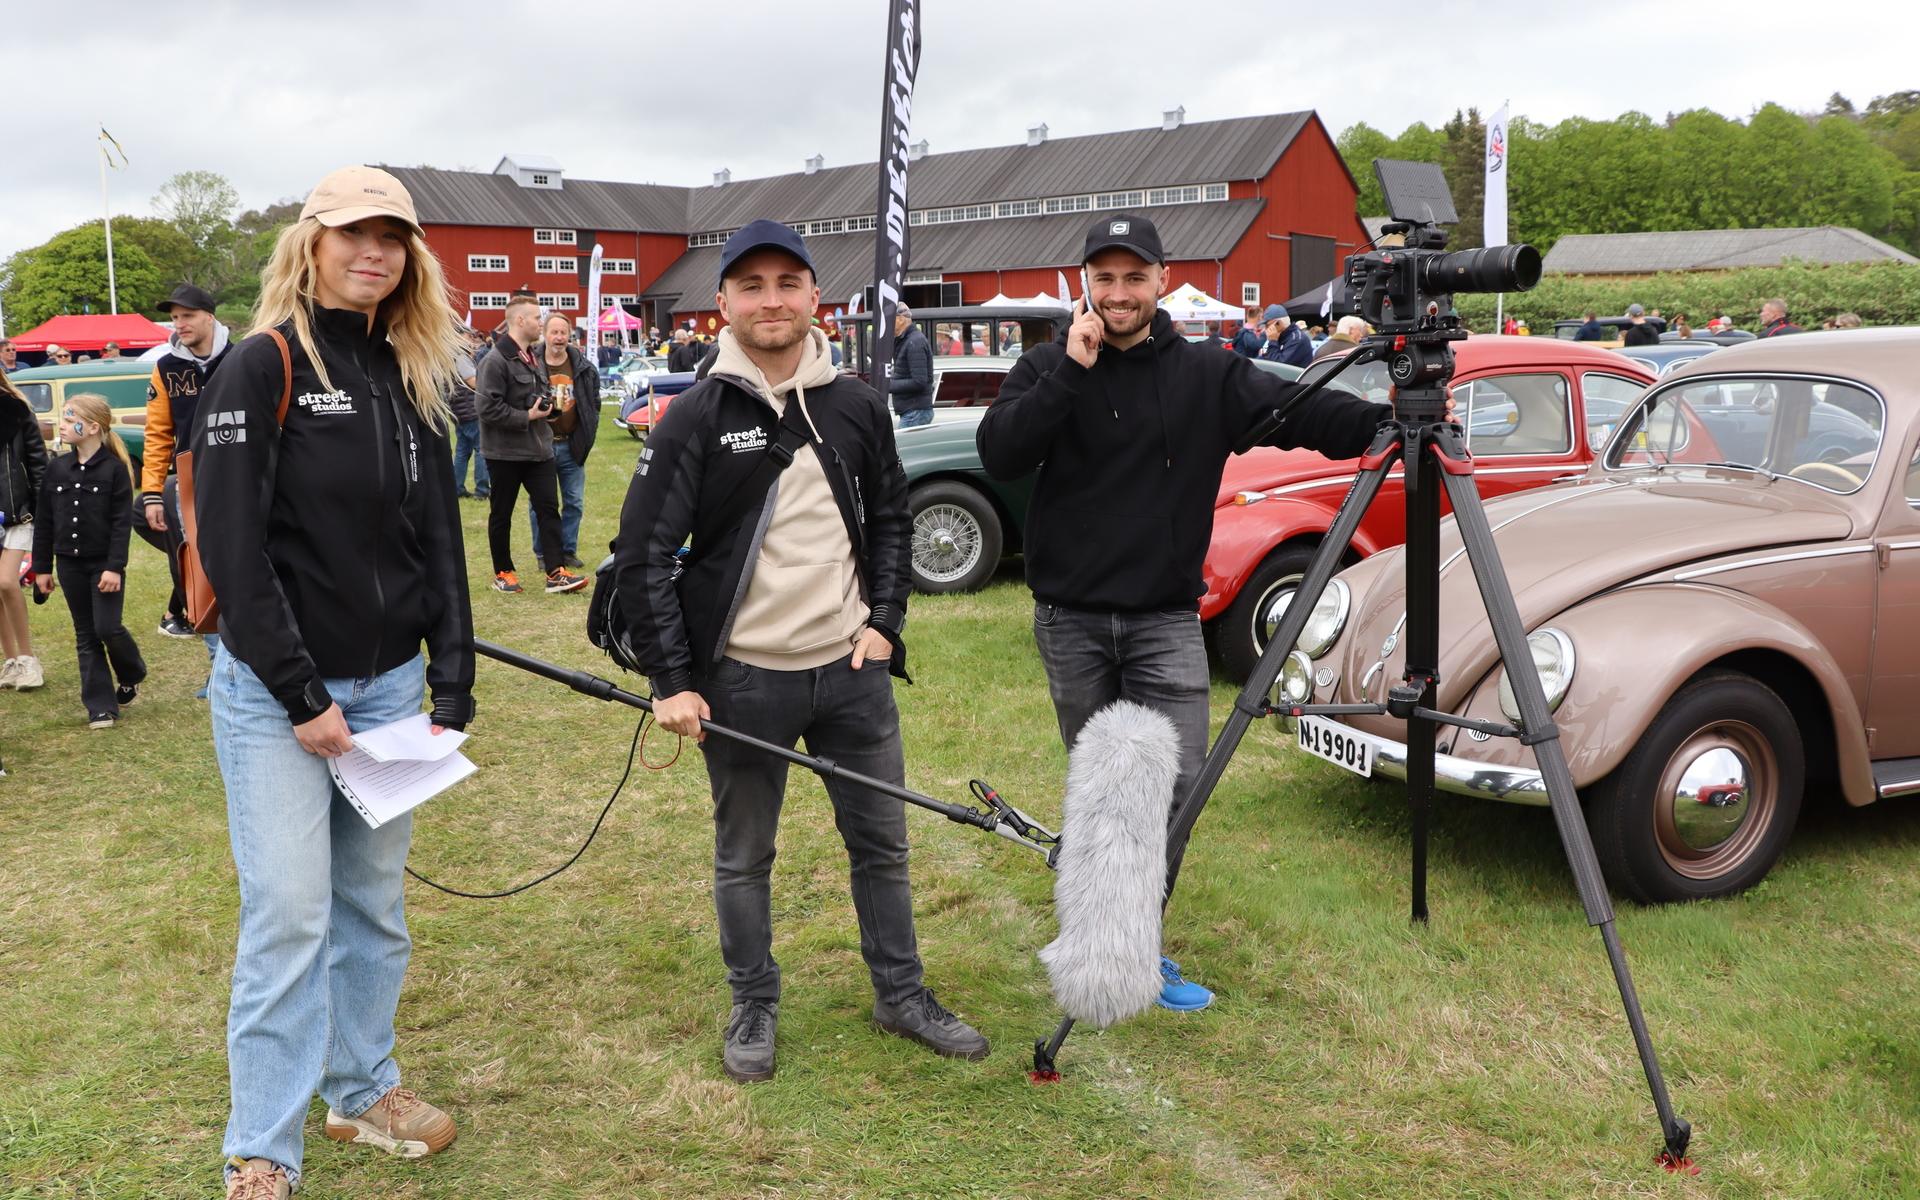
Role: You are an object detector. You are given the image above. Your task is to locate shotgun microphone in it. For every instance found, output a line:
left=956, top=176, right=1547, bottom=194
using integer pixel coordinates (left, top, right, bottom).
left=1038, top=700, right=1179, bottom=1028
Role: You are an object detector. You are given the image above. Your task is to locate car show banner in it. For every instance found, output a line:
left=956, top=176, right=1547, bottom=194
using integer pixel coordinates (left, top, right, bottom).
left=868, top=0, right=920, bottom=383
left=1485, top=102, right=1509, bottom=248
left=586, top=242, right=605, bottom=337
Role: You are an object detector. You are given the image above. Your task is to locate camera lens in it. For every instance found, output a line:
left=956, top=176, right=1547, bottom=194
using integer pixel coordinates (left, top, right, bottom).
left=1418, top=244, right=1542, bottom=295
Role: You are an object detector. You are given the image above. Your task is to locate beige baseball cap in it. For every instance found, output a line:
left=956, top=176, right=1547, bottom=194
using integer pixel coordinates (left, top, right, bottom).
left=299, top=165, right=421, bottom=235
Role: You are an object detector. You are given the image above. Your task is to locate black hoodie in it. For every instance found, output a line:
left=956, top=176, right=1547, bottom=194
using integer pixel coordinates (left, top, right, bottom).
left=192, top=307, right=475, bottom=727
left=977, top=308, right=1388, bottom=612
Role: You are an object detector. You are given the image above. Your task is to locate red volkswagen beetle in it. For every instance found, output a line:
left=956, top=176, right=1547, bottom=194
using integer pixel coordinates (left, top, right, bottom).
left=1202, top=336, right=1655, bottom=681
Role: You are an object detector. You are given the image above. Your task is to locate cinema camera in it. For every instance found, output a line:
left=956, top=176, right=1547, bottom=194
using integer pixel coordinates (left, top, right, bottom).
left=1341, top=159, right=1542, bottom=418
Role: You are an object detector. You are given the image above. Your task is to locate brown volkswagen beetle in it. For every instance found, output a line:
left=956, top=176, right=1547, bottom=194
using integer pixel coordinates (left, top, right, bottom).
left=1280, top=328, right=1920, bottom=903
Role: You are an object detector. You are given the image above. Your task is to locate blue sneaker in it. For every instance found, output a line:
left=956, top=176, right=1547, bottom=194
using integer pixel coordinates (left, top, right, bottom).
left=1155, top=956, right=1213, bottom=1011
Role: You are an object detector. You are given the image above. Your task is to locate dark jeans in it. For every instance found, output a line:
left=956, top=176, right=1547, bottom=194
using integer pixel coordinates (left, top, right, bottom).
left=484, top=456, right=563, bottom=576
left=528, top=439, right=584, bottom=561
left=1031, top=601, right=1211, bottom=896
left=127, top=476, right=186, bottom=622
left=698, top=653, right=925, bottom=1007
left=896, top=406, right=934, bottom=429
left=55, top=555, right=147, bottom=717
left=452, top=420, right=490, bottom=495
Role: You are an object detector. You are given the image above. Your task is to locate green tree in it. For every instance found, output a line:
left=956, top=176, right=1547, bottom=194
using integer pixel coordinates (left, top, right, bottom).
left=152, top=169, right=239, bottom=287
left=1337, top=122, right=1394, bottom=216
left=1440, top=108, right=1486, bottom=250
left=1804, top=115, right=1894, bottom=230
left=1737, top=104, right=1818, bottom=226
left=1824, top=92, right=1855, bottom=116
left=0, top=222, right=165, bottom=330
left=111, top=217, right=197, bottom=293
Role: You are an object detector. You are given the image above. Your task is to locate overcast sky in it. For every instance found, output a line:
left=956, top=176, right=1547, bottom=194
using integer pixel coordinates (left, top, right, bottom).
left=5, top=0, right=1913, bottom=264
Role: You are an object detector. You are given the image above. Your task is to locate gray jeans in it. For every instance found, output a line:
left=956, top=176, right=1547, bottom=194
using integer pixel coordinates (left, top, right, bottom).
left=698, top=653, right=925, bottom=1007
left=1031, top=601, right=1211, bottom=896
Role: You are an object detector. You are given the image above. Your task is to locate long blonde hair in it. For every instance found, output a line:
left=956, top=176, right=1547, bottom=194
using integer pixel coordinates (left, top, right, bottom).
left=252, top=217, right=462, bottom=431
left=64, top=393, right=133, bottom=474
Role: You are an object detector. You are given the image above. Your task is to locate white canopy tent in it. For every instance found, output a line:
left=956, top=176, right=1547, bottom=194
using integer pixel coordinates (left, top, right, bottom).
left=1158, top=282, right=1239, bottom=322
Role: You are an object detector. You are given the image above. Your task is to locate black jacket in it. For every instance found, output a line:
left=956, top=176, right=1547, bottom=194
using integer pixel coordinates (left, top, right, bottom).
left=613, top=370, right=911, bottom=700
left=1, top=390, right=47, bottom=529
left=1620, top=321, right=1661, bottom=346
left=542, top=344, right=602, bottom=464
left=475, top=333, right=555, bottom=462
left=888, top=324, right=934, bottom=413
left=193, top=307, right=475, bottom=728
left=667, top=340, right=700, bottom=373
left=31, top=447, right=133, bottom=573
left=977, top=308, right=1389, bottom=612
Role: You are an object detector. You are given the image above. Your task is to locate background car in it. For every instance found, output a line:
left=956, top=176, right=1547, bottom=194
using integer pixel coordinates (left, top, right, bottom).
left=1203, top=337, right=1654, bottom=681
left=1551, top=315, right=1667, bottom=341
left=7, top=357, right=152, bottom=472
left=613, top=369, right=699, bottom=438
left=1612, top=339, right=1723, bottom=378
left=1279, top=328, right=1920, bottom=903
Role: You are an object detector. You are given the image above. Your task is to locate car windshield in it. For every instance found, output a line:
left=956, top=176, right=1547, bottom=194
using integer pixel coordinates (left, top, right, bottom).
left=1604, top=375, right=1884, bottom=494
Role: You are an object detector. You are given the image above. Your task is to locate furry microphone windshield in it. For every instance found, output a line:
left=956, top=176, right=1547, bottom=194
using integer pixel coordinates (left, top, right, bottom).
left=1038, top=700, right=1179, bottom=1028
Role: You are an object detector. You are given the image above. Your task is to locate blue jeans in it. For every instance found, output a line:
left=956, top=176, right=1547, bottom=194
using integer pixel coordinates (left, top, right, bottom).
left=210, top=646, right=426, bottom=1187
left=528, top=439, right=584, bottom=560
left=452, top=419, right=490, bottom=495
left=1031, top=602, right=1211, bottom=895
left=897, top=406, right=934, bottom=429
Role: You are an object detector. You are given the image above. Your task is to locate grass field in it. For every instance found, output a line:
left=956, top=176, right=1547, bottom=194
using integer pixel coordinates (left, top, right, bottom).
left=5, top=410, right=1920, bottom=1198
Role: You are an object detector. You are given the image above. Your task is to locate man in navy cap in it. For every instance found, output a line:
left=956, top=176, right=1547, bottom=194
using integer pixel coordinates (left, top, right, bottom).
left=979, top=213, right=1400, bottom=1010
left=614, top=219, right=988, bottom=1084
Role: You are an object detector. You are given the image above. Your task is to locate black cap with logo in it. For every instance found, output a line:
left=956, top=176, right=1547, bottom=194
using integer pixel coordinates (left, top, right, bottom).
left=1082, top=213, right=1164, bottom=265
left=157, top=283, right=218, bottom=314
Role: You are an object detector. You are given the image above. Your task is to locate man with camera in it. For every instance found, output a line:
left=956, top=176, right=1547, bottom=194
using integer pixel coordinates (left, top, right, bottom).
left=476, top=296, right=587, bottom=594
left=977, top=213, right=1393, bottom=1009
left=614, top=220, right=988, bottom=1084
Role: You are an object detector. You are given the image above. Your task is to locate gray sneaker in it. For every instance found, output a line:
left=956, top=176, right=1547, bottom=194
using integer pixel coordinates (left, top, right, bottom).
left=873, top=989, right=990, bottom=1060
left=723, top=1000, right=778, bottom=1082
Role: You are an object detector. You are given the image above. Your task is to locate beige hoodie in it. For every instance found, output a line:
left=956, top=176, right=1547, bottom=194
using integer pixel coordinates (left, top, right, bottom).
left=711, top=327, right=871, bottom=671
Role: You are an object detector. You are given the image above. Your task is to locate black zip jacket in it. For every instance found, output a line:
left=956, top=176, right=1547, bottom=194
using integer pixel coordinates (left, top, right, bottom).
left=1, top=391, right=48, bottom=529
left=30, top=447, right=132, bottom=573
left=475, top=332, right=554, bottom=462
left=977, top=308, right=1389, bottom=612
left=888, top=323, right=933, bottom=413
left=193, top=307, right=475, bottom=728
left=612, top=370, right=911, bottom=700
left=543, top=344, right=602, bottom=465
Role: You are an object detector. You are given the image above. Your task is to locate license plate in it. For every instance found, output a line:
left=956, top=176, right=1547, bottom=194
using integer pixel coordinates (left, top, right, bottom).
left=1297, top=716, right=1374, bottom=778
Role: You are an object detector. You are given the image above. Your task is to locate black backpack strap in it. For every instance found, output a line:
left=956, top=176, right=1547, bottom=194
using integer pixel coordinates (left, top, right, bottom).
left=688, top=398, right=812, bottom=559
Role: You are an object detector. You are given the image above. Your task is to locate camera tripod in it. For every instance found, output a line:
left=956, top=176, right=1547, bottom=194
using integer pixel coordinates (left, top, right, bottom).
left=1032, top=337, right=1694, bottom=1171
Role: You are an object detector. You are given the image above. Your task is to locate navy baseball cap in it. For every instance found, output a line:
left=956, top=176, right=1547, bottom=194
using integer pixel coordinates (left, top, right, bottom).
left=1082, top=213, right=1164, bottom=265
left=717, top=219, right=815, bottom=286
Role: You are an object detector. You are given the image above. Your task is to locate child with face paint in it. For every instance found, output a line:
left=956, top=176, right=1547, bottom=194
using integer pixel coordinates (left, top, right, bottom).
left=31, top=392, right=147, bottom=728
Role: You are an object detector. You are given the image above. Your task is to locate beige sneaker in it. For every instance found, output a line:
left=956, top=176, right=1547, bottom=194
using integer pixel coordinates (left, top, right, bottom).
left=0, top=658, right=18, bottom=690
left=12, top=656, right=43, bottom=690
left=323, top=1086, right=456, bottom=1158
left=224, top=1157, right=291, bottom=1199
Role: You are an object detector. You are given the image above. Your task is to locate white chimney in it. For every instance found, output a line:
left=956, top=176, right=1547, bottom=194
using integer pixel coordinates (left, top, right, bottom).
left=1162, top=106, right=1186, bottom=131
left=1026, top=122, right=1049, bottom=147
left=909, top=139, right=929, bottom=162
left=712, top=168, right=730, bottom=187
left=804, top=154, right=824, bottom=175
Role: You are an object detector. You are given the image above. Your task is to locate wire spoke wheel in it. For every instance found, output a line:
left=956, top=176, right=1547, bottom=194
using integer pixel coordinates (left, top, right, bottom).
left=912, top=502, right=984, bottom=583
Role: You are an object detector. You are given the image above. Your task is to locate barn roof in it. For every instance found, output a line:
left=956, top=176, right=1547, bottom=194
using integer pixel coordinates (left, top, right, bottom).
left=1542, top=226, right=1919, bottom=274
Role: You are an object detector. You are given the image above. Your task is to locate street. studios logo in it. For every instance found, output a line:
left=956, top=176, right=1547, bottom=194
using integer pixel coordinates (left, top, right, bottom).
left=720, top=425, right=767, bottom=453
left=297, top=390, right=357, bottom=415
left=205, top=410, right=246, bottom=445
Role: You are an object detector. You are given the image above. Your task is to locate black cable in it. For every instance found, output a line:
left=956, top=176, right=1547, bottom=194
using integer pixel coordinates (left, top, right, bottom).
left=404, top=716, right=647, bottom=899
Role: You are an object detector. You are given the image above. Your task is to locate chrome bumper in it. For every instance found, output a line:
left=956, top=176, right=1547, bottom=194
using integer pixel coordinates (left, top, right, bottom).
left=1282, top=717, right=1550, bottom=807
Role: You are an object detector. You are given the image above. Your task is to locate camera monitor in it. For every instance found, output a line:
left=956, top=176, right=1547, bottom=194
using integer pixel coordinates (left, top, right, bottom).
left=1374, top=159, right=1459, bottom=226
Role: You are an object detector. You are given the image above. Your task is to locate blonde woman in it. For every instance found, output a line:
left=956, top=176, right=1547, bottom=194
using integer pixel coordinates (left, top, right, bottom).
left=29, top=393, right=145, bottom=726
left=191, top=166, right=474, bottom=1200
left=0, top=366, right=46, bottom=690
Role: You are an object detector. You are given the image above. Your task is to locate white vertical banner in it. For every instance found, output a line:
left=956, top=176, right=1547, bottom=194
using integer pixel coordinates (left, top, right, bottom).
left=586, top=242, right=605, bottom=341
left=1484, top=103, right=1509, bottom=248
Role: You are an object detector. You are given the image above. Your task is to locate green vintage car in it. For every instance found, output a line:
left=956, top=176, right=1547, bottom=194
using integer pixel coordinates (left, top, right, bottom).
left=897, top=354, right=1301, bottom=593
left=9, top=357, right=154, bottom=475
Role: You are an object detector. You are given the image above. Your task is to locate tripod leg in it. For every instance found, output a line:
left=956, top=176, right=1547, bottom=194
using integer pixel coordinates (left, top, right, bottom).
left=1432, top=444, right=1691, bottom=1164
left=1402, top=427, right=1441, bottom=923
left=1164, top=430, right=1404, bottom=882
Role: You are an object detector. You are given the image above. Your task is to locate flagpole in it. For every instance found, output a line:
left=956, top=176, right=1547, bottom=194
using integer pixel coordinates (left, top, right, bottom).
left=99, top=137, right=119, bottom=314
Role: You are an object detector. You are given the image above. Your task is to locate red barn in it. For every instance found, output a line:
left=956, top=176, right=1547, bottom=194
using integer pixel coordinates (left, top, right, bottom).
left=386, top=110, right=1366, bottom=336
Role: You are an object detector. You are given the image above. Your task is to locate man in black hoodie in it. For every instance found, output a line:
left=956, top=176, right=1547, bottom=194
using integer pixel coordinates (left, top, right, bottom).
left=977, top=214, right=1393, bottom=1009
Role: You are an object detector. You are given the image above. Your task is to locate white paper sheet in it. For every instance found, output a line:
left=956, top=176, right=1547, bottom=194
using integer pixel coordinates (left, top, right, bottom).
left=350, top=712, right=468, bottom=763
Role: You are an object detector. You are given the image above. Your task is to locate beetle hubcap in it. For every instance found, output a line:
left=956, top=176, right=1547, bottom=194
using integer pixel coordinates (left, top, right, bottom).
left=912, top=504, right=982, bottom=583
left=1652, top=720, right=1776, bottom=880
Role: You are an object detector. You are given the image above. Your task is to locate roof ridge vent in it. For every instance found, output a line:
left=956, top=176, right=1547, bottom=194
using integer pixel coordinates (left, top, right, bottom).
left=1026, top=122, right=1048, bottom=147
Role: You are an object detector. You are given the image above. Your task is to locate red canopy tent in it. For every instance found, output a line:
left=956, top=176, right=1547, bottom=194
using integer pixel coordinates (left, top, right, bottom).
left=7, top=313, right=171, bottom=353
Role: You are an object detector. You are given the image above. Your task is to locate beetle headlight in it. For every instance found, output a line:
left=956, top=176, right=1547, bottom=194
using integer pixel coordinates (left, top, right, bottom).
left=1277, top=650, right=1314, bottom=707
left=1498, top=628, right=1576, bottom=723
left=1295, top=578, right=1351, bottom=659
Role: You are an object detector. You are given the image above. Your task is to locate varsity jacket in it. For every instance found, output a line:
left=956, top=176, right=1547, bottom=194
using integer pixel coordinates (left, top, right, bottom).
left=977, top=308, right=1390, bottom=613
left=31, top=447, right=133, bottom=573
left=138, top=326, right=233, bottom=503
left=192, top=306, right=475, bottom=728
left=613, top=330, right=912, bottom=700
